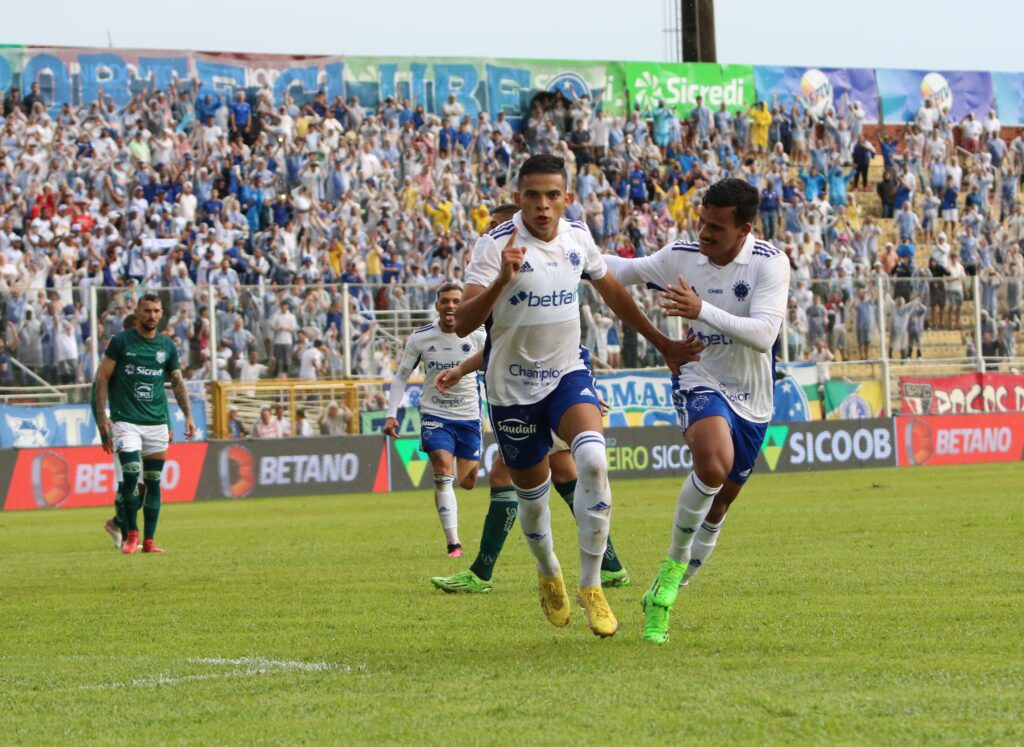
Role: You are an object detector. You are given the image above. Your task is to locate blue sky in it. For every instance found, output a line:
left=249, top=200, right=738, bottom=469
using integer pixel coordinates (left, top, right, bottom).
left=3, top=0, right=1019, bottom=72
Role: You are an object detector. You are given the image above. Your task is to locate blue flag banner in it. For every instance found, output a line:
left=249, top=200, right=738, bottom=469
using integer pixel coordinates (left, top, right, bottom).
left=0, top=400, right=207, bottom=448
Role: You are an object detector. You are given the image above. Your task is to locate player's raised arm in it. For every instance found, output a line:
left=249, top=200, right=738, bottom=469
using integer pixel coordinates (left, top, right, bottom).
left=454, top=229, right=522, bottom=336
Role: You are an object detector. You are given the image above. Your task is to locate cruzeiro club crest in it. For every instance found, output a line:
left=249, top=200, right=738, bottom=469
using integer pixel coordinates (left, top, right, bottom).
left=461, top=343, right=471, bottom=354
left=732, top=280, right=751, bottom=300
left=155, top=350, right=167, bottom=364
left=568, top=250, right=581, bottom=269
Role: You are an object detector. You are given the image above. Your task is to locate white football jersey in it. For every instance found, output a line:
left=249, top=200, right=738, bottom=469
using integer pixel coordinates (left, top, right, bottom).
left=464, top=211, right=607, bottom=406
left=394, top=321, right=486, bottom=421
left=604, top=234, right=790, bottom=422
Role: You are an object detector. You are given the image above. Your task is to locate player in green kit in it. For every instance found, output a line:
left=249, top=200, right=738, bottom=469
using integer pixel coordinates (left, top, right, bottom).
left=96, top=312, right=137, bottom=549
left=95, top=294, right=196, bottom=554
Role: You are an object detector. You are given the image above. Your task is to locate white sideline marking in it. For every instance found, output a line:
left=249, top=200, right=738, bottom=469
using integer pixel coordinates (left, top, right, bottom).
left=80, top=656, right=353, bottom=691
left=190, top=656, right=339, bottom=672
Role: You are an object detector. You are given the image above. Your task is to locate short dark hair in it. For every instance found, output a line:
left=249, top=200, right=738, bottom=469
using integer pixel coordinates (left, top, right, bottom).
left=702, top=178, right=759, bottom=226
left=492, top=202, right=518, bottom=216
left=437, top=282, right=463, bottom=297
left=123, top=313, right=137, bottom=329
left=518, top=154, right=566, bottom=186
left=138, top=292, right=162, bottom=307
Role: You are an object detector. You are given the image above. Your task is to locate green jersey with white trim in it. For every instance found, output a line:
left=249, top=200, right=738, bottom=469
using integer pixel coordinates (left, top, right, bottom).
left=103, top=330, right=180, bottom=426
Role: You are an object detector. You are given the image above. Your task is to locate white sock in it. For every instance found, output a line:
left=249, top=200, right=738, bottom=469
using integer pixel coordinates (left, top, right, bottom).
left=514, top=474, right=560, bottom=577
left=668, top=473, right=722, bottom=564
left=571, top=431, right=611, bottom=588
left=433, top=474, right=459, bottom=545
left=682, top=517, right=724, bottom=586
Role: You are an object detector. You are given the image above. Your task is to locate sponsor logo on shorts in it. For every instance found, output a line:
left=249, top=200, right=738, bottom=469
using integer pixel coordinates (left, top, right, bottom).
left=421, top=420, right=443, bottom=430
left=496, top=418, right=537, bottom=441
left=580, top=387, right=595, bottom=397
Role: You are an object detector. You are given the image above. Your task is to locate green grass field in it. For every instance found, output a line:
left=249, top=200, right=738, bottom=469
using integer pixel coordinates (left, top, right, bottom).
left=1, top=463, right=1022, bottom=745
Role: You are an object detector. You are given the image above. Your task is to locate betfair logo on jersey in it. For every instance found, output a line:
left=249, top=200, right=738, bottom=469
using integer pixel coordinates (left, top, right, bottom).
left=425, top=360, right=460, bottom=372
left=696, top=331, right=733, bottom=346
left=760, top=425, right=790, bottom=471
left=507, top=289, right=577, bottom=308
left=393, top=438, right=430, bottom=487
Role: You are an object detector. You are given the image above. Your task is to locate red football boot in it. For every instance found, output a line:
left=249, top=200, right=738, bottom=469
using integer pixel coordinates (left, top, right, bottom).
left=121, top=530, right=140, bottom=554
left=142, top=539, right=165, bottom=554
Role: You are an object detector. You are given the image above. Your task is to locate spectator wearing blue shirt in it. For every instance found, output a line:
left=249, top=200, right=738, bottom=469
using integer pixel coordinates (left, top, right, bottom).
left=798, top=166, right=827, bottom=202
left=895, top=201, right=920, bottom=241
left=438, top=119, right=457, bottom=152
left=940, top=175, right=959, bottom=234
left=759, top=183, right=780, bottom=240
left=627, top=163, right=647, bottom=206
left=230, top=92, right=252, bottom=143
left=652, top=101, right=672, bottom=148
left=690, top=96, right=711, bottom=142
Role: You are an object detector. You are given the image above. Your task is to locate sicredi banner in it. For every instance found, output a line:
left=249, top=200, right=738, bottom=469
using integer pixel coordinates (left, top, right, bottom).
left=195, top=436, right=383, bottom=500
left=2, top=443, right=206, bottom=511
left=624, top=62, right=755, bottom=116
left=896, top=414, right=1024, bottom=467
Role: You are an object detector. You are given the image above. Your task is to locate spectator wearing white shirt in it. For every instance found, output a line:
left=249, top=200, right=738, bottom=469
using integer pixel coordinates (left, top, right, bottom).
left=270, top=301, right=298, bottom=375
left=298, top=339, right=324, bottom=381
left=252, top=407, right=282, bottom=439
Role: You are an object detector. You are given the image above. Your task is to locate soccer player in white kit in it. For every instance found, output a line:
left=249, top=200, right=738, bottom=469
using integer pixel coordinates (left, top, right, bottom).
left=603, top=178, right=791, bottom=644
left=457, top=154, right=703, bottom=637
left=385, top=283, right=486, bottom=557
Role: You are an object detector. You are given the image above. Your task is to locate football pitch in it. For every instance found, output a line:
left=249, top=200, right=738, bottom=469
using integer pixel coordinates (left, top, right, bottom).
left=1, top=463, right=1022, bottom=745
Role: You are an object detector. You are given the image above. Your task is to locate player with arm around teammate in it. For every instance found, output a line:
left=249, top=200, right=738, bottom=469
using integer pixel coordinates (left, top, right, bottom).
left=383, top=283, right=486, bottom=557
left=95, top=294, right=196, bottom=554
left=457, top=154, right=703, bottom=637
left=603, top=178, right=790, bottom=644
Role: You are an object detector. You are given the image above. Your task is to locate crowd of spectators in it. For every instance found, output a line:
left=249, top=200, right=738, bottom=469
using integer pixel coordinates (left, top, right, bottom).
left=0, top=77, right=1022, bottom=399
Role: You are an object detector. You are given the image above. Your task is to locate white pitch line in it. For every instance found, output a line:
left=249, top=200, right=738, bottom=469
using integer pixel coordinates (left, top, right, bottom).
left=80, top=656, right=353, bottom=691
left=190, top=656, right=340, bottom=672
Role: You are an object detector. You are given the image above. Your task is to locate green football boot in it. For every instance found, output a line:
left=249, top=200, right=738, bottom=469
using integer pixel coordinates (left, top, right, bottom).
left=600, top=568, right=633, bottom=588
left=641, top=590, right=671, bottom=645
left=649, top=558, right=687, bottom=608
left=430, top=569, right=493, bottom=594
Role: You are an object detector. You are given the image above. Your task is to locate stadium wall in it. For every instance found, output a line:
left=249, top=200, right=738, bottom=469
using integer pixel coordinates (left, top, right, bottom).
left=2, top=416, right=1021, bottom=510
left=4, top=45, right=1024, bottom=123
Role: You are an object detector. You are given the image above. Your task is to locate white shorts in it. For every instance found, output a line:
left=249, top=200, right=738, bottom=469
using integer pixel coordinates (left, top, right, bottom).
left=113, top=453, right=123, bottom=483
left=549, top=431, right=570, bottom=454
left=941, top=208, right=958, bottom=222
left=113, top=421, right=169, bottom=457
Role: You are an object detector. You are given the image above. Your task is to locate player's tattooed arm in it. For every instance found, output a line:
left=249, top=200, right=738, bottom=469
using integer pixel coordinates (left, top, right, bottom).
left=95, top=356, right=117, bottom=453
left=436, top=350, right=484, bottom=394
left=170, top=369, right=197, bottom=439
